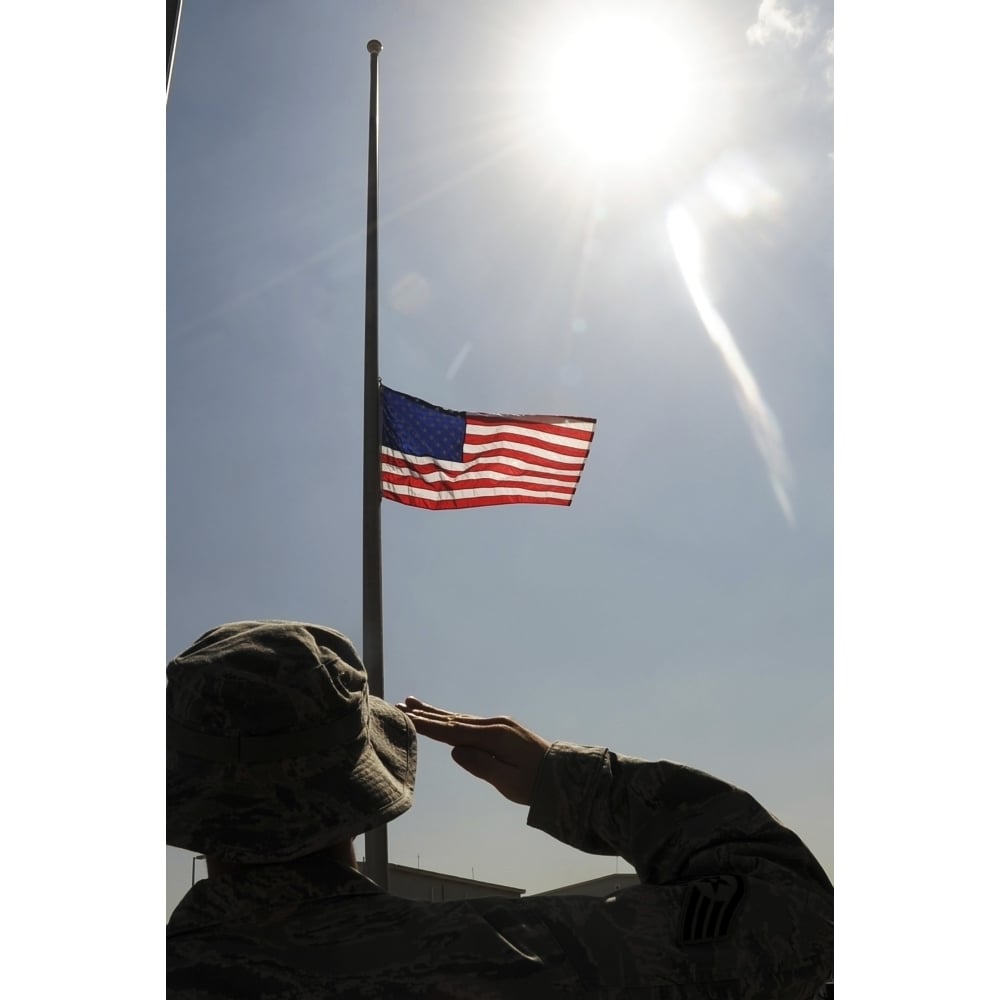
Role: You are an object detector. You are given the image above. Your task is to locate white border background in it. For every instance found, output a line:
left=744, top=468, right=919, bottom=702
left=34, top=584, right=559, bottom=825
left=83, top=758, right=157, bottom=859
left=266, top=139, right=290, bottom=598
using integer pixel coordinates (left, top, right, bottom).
left=2, top=3, right=163, bottom=994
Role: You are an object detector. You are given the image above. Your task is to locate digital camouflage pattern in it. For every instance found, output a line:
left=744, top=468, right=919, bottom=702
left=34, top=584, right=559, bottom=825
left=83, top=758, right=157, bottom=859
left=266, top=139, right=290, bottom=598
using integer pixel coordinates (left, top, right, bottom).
left=168, top=742, right=833, bottom=998
left=166, top=621, right=417, bottom=863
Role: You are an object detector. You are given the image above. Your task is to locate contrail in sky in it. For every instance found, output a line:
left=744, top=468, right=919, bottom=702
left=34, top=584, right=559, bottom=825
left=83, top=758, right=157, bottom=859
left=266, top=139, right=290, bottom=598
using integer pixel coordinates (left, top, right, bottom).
left=666, top=204, right=795, bottom=525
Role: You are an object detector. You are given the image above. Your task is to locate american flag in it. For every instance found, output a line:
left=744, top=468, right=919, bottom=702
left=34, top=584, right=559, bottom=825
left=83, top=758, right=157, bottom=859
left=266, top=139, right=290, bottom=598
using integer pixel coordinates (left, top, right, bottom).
left=380, top=385, right=596, bottom=510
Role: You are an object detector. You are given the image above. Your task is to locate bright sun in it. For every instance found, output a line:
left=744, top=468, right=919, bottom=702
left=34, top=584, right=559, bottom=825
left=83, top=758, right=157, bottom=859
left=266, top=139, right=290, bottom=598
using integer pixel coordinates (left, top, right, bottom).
left=544, top=14, right=694, bottom=167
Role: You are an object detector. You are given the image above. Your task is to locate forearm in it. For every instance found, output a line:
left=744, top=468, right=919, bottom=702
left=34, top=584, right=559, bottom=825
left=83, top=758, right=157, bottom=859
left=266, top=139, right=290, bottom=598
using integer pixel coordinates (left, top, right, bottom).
left=527, top=741, right=832, bottom=893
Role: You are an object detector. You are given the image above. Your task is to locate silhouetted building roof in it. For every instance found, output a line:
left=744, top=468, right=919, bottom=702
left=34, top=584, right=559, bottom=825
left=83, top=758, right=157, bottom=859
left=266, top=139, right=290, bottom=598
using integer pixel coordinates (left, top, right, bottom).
left=531, top=872, right=640, bottom=897
left=359, top=862, right=524, bottom=901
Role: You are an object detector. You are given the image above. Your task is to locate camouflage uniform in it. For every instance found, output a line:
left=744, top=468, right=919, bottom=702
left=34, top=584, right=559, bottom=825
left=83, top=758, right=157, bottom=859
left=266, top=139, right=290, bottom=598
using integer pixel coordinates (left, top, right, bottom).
left=168, top=742, right=833, bottom=998
left=167, top=622, right=832, bottom=997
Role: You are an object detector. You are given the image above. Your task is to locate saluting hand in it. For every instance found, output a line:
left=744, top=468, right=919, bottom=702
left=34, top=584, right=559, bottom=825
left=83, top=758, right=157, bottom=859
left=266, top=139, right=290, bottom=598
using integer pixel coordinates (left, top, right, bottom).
left=398, top=697, right=551, bottom=806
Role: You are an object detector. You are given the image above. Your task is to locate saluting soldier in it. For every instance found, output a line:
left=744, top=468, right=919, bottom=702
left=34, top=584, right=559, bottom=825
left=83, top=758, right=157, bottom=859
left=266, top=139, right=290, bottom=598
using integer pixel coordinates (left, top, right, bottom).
left=167, top=621, right=833, bottom=998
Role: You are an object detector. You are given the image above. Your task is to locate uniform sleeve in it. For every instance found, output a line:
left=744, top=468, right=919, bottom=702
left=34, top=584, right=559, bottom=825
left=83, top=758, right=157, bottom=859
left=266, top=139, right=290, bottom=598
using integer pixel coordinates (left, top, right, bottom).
left=527, top=741, right=833, bottom=892
left=521, top=742, right=833, bottom=998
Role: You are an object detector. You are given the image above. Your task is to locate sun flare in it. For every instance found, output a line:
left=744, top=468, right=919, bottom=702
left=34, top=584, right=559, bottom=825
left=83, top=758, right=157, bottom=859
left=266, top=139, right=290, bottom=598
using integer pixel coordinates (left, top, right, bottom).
left=545, top=15, right=694, bottom=167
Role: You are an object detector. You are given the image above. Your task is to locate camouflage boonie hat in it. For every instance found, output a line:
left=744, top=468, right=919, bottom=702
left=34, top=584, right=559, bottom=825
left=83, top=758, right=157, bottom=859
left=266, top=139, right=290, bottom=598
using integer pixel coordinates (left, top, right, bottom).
left=166, top=620, right=417, bottom=863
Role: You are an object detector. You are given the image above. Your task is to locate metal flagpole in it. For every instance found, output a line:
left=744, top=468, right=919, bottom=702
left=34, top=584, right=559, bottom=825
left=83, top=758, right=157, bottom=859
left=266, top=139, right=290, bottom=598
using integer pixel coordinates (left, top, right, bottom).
left=362, top=39, right=389, bottom=891
left=167, top=0, right=184, bottom=99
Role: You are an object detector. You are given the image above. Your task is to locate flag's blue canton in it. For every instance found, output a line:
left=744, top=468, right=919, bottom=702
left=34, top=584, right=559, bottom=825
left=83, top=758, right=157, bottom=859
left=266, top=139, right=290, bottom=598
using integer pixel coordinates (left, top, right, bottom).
left=382, top=387, right=465, bottom=462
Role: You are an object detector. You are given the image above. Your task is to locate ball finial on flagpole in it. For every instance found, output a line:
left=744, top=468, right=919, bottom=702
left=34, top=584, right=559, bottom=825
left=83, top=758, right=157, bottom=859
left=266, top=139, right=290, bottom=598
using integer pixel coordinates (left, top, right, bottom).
left=367, top=39, right=383, bottom=54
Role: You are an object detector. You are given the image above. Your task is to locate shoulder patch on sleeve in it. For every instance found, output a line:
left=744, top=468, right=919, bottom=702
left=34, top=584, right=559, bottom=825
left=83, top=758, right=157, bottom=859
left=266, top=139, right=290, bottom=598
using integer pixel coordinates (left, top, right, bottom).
left=679, top=874, right=746, bottom=945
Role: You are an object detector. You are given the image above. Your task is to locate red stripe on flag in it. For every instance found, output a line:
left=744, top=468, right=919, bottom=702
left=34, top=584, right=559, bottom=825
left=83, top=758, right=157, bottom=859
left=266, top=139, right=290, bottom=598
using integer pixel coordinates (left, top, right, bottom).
left=381, top=489, right=575, bottom=510
left=381, top=472, right=577, bottom=495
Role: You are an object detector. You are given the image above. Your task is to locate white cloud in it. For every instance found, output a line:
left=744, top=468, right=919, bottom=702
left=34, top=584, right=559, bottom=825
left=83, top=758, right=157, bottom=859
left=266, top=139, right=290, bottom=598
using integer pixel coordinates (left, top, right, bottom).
left=747, top=0, right=817, bottom=48
left=746, top=2, right=833, bottom=102
left=823, top=28, right=834, bottom=91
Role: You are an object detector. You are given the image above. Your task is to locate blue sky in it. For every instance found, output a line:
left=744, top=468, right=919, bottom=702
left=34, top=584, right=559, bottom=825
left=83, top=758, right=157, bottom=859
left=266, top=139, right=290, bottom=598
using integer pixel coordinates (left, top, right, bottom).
left=166, top=0, right=833, bottom=914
